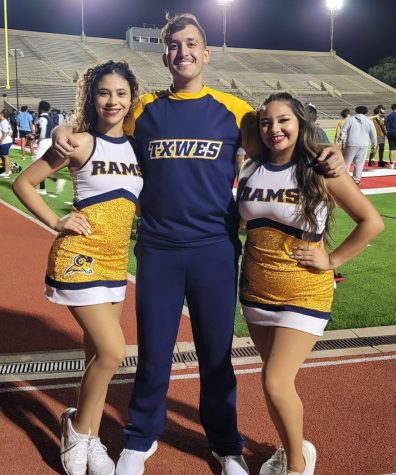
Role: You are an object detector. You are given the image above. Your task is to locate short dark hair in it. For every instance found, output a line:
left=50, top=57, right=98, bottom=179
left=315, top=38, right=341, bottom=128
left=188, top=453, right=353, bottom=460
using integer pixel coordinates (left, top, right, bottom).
left=373, top=105, right=384, bottom=114
left=20, top=105, right=28, bottom=112
left=305, top=104, right=318, bottom=123
left=355, top=105, right=368, bottom=115
left=160, top=12, right=207, bottom=47
left=391, top=103, right=396, bottom=111
left=341, top=108, right=350, bottom=118
left=0, top=109, right=10, bottom=119
left=38, top=100, right=51, bottom=113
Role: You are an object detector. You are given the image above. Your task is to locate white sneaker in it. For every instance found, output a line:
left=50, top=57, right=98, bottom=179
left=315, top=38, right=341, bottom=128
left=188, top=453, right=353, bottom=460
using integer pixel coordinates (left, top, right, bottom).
left=0, top=171, right=11, bottom=177
left=212, top=451, right=250, bottom=475
left=115, top=441, right=158, bottom=475
left=88, top=436, right=115, bottom=475
left=302, top=440, right=316, bottom=475
left=56, top=178, right=66, bottom=194
left=260, top=447, right=287, bottom=475
left=60, top=407, right=90, bottom=475
left=37, top=188, right=47, bottom=195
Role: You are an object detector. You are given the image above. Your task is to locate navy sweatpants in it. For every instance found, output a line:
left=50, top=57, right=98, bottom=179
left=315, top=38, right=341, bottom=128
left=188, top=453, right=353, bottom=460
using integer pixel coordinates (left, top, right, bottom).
left=122, top=239, right=244, bottom=456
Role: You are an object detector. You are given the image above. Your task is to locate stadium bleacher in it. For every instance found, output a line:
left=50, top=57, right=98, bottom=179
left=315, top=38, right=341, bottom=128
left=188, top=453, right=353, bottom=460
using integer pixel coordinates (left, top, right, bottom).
left=1, top=28, right=395, bottom=118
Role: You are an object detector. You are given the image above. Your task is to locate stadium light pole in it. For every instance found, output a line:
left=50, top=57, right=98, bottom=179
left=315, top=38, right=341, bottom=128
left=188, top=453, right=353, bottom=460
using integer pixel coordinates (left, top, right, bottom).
left=326, top=0, right=343, bottom=53
left=9, top=48, right=24, bottom=112
left=3, top=0, right=11, bottom=90
left=217, top=0, right=234, bottom=52
left=81, top=0, right=86, bottom=40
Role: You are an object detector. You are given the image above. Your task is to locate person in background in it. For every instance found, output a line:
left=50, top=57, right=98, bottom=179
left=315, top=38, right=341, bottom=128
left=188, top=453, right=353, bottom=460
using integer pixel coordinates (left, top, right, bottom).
left=369, top=105, right=386, bottom=167
left=17, top=105, right=35, bottom=159
left=305, top=103, right=329, bottom=144
left=13, top=60, right=142, bottom=475
left=385, top=103, right=396, bottom=169
left=34, top=100, right=66, bottom=195
left=341, top=105, right=377, bottom=185
left=236, top=146, right=248, bottom=175
left=58, top=109, right=65, bottom=125
left=9, top=109, right=18, bottom=143
left=0, top=109, right=13, bottom=177
left=237, top=92, right=384, bottom=475
left=334, top=108, right=350, bottom=148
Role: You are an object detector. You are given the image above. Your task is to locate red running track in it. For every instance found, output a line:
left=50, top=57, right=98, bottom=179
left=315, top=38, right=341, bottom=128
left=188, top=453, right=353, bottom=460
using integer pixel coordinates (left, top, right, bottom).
left=0, top=201, right=395, bottom=474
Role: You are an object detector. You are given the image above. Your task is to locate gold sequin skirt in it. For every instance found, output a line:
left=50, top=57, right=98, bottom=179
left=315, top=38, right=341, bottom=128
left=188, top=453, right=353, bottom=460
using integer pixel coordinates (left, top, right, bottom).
left=45, top=198, right=135, bottom=305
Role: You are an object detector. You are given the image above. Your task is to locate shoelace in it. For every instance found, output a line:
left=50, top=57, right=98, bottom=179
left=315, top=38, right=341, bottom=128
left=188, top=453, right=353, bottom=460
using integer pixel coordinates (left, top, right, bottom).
left=64, top=437, right=89, bottom=465
left=222, top=455, right=242, bottom=465
left=88, top=437, right=108, bottom=465
left=122, top=448, right=145, bottom=457
left=268, top=448, right=286, bottom=469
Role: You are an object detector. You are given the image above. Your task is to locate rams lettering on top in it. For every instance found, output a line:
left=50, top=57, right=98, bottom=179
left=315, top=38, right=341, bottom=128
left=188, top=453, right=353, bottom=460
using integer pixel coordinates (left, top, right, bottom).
left=240, top=186, right=300, bottom=204
left=149, top=139, right=223, bottom=160
left=91, top=161, right=142, bottom=177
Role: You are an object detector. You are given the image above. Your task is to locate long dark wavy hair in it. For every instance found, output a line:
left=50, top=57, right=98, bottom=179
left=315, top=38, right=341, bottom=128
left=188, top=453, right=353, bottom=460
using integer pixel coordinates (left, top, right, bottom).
left=74, top=60, right=139, bottom=132
left=258, top=92, right=335, bottom=241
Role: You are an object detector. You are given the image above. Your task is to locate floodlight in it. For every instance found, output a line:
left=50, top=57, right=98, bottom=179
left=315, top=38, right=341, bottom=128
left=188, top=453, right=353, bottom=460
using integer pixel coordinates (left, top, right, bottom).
left=325, top=0, right=344, bottom=52
left=326, top=0, right=343, bottom=11
left=217, top=0, right=234, bottom=51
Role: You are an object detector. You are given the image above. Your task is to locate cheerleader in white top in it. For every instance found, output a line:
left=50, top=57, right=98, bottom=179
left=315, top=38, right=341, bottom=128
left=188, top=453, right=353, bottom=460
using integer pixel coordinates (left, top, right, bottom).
left=237, top=93, right=383, bottom=475
left=13, top=61, right=142, bottom=475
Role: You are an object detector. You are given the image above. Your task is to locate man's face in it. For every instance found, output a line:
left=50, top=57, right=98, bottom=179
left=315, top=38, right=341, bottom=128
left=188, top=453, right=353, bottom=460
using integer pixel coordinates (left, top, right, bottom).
left=163, top=24, right=210, bottom=89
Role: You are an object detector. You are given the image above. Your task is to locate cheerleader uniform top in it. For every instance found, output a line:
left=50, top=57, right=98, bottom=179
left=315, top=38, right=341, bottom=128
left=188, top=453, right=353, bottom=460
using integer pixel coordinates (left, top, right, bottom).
left=238, top=158, right=334, bottom=336
left=45, top=130, right=143, bottom=306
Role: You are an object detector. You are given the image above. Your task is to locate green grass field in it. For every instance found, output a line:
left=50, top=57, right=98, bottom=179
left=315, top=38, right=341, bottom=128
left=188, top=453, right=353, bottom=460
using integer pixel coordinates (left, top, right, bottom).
left=1, top=145, right=395, bottom=336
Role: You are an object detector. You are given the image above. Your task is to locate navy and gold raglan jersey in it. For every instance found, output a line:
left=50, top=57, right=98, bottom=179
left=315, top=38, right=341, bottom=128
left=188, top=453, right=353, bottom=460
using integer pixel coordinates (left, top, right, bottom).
left=45, top=131, right=143, bottom=306
left=123, top=86, right=256, bottom=248
left=238, top=159, right=334, bottom=336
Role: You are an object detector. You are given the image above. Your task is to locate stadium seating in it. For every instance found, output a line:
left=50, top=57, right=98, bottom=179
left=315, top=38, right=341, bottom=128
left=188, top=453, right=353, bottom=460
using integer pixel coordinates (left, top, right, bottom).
left=1, top=28, right=395, bottom=117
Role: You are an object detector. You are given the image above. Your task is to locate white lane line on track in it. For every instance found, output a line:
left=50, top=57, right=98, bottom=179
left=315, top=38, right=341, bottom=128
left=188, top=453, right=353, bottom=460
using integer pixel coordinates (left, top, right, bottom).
left=1, top=354, right=395, bottom=394
left=362, top=187, right=396, bottom=195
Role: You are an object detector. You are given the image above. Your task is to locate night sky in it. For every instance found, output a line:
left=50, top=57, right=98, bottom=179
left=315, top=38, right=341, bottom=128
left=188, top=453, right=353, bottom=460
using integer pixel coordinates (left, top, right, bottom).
left=1, top=0, right=395, bottom=72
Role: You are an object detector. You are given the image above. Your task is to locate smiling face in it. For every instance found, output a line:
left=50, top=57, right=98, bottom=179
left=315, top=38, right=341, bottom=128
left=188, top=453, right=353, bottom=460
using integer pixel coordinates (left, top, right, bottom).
left=259, top=100, right=300, bottom=164
left=162, top=24, right=210, bottom=93
left=94, top=72, right=132, bottom=134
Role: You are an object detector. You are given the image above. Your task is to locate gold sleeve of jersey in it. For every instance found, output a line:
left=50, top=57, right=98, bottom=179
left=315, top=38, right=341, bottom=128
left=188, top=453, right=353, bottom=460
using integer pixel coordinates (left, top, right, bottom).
left=206, top=88, right=262, bottom=158
left=206, top=88, right=253, bottom=127
left=123, top=92, right=159, bottom=137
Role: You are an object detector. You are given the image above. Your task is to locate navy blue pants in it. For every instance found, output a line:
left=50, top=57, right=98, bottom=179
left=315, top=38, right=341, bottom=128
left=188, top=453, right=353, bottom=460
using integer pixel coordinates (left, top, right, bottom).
left=123, top=239, right=244, bottom=456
